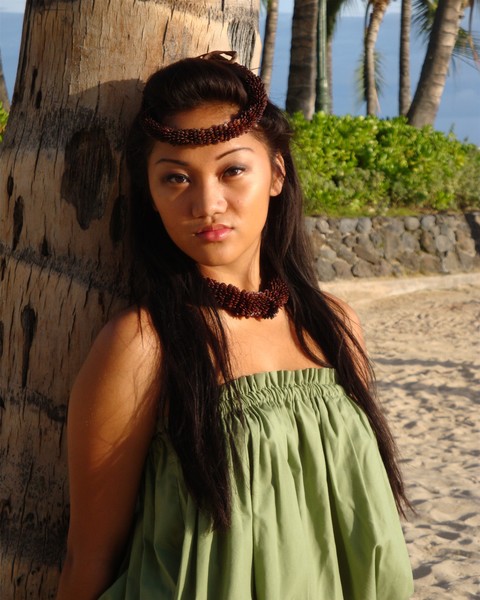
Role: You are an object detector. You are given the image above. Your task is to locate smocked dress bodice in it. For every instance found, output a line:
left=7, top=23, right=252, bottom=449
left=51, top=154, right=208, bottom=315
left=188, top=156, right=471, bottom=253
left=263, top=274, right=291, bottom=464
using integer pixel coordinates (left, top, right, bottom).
left=99, top=368, right=413, bottom=599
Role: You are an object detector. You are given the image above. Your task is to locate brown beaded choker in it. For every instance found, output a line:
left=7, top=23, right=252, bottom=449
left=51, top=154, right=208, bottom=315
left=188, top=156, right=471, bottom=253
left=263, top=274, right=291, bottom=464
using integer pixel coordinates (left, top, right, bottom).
left=205, top=277, right=289, bottom=319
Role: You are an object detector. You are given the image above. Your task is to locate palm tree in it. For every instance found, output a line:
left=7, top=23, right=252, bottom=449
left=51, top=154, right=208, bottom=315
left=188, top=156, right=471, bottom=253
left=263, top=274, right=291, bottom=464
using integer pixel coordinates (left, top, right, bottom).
left=285, top=0, right=358, bottom=116
left=316, top=0, right=331, bottom=112
left=412, top=0, right=479, bottom=67
left=286, top=0, right=319, bottom=118
left=363, top=0, right=391, bottom=115
left=399, top=0, right=413, bottom=114
left=402, top=0, right=479, bottom=123
left=407, top=0, right=467, bottom=127
left=326, top=0, right=354, bottom=111
left=0, top=0, right=261, bottom=596
left=260, top=0, right=280, bottom=93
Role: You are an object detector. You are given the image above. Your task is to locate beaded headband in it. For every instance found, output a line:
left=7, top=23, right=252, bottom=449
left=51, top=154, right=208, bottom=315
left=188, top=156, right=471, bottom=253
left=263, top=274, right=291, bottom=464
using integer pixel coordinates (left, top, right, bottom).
left=140, top=51, right=268, bottom=146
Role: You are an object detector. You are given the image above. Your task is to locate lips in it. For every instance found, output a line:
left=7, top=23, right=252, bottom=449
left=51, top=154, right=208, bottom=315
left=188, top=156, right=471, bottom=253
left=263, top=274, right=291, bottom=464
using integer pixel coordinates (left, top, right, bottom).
left=195, top=224, right=232, bottom=242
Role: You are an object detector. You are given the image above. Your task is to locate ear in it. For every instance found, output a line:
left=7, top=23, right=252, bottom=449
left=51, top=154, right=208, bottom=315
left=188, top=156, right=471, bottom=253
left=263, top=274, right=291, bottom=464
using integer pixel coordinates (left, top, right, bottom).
left=270, top=153, right=285, bottom=197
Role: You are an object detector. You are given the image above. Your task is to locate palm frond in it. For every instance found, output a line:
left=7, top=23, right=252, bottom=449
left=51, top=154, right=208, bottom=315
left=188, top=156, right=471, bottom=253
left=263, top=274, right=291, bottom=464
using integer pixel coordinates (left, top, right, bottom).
left=412, top=0, right=437, bottom=43
left=451, top=28, right=480, bottom=69
left=355, top=50, right=386, bottom=109
left=327, top=0, right=359, bottom=37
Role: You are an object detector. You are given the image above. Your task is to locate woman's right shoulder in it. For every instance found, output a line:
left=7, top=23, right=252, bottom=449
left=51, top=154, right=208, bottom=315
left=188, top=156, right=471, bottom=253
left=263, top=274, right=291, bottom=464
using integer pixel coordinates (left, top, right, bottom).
left=73, top=305, right=161, bottom=411
left=97, top=305, right=159, bottom=362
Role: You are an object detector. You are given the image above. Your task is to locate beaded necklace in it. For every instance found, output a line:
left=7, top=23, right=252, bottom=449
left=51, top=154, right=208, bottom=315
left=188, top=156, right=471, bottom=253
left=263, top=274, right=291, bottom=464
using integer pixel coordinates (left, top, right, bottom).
left=205, top=277, right=289, bottom=319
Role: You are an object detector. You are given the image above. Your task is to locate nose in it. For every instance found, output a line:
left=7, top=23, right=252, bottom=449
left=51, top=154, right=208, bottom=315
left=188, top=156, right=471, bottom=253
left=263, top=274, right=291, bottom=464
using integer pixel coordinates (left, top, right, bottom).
left=190, top=177, right=227, bottom=219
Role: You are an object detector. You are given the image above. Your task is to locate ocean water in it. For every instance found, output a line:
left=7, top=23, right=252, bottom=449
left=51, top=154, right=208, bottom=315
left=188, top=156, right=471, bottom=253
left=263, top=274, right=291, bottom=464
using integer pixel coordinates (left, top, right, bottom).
left=1, top=10, right=479, bottom=144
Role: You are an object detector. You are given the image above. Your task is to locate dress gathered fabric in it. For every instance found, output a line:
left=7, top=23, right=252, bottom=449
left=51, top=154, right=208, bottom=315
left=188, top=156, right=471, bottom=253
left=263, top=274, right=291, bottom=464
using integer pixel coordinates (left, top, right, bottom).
left=99, top=368, right=414, bottom=600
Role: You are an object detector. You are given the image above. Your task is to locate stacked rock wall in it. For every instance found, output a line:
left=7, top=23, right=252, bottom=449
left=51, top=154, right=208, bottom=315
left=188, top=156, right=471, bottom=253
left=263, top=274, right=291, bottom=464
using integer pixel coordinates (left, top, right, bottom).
left=305, top=212, right=480, bottom=281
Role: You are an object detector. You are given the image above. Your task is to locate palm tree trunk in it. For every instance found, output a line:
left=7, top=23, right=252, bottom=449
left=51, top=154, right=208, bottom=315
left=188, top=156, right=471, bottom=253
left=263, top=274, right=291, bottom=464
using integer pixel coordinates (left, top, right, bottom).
left=0, top=50, right=10, bottom=111
left=316, top=0, right=331, bottom=113
left=407, top=0, right=464, bottom=128
left=364, top=0, right=390, bottom=115
left=327, top=36, right=334, bottom=112
left=286, top=0, right=319, bottom=118
left=0, top=1, right=260, bottom=597
left=260, top=0, right=279, bottom=94
left=399, top=0, right=412, bottom=115
left=325, top=0, right=354, bottom=114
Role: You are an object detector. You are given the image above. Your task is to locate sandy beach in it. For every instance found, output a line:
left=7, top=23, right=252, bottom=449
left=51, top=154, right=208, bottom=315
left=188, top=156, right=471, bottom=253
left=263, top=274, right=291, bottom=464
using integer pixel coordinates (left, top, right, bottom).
left=323, top=272, right=480, bottom=599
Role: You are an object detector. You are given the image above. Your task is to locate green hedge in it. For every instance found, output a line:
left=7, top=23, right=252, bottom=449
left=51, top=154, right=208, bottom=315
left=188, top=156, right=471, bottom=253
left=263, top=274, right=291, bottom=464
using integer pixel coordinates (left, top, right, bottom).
left=0, top=102, right=7, bottom=142
left=291, top=113, right=480, bottom=217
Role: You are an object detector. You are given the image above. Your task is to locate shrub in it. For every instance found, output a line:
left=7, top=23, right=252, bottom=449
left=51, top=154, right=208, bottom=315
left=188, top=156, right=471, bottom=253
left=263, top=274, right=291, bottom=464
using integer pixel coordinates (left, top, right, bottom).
left=290, top=113, right=480, bottom=217
left=0, top=102, right=8, bottom=142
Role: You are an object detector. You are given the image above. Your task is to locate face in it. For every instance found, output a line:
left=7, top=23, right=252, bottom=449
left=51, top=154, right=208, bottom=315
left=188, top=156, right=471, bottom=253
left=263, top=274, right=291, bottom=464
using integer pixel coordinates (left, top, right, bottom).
left=147, top=104, right=284, bottom=284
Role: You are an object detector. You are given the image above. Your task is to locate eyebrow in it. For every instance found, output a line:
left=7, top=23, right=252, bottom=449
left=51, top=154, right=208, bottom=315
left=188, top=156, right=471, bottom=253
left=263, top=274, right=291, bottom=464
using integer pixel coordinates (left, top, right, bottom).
left=217, top=147, right=253, bottom=159
left=154, top=147, right=254, bottom=166
left=154, top=158, right=189, bottom=166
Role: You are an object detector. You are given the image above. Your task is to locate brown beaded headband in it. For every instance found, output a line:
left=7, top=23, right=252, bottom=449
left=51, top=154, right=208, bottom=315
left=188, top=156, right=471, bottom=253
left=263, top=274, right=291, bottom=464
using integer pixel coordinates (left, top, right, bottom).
left=140, top=51, right=268, bottom=146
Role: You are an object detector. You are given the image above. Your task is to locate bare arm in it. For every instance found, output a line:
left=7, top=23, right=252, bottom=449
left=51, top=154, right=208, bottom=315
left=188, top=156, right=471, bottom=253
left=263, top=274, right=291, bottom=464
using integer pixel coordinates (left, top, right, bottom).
left=56, top=308, right=159, bottom=600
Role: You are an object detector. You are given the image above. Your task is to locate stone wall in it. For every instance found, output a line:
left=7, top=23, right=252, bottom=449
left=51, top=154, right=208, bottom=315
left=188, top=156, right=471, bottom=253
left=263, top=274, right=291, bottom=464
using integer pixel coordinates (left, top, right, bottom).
left=305, top=212, right=480, bottom=282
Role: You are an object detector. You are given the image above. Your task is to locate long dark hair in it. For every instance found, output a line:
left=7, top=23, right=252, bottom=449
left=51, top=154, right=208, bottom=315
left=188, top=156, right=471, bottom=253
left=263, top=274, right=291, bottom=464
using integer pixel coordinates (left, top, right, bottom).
left=127, top=56, right=409, bottom=529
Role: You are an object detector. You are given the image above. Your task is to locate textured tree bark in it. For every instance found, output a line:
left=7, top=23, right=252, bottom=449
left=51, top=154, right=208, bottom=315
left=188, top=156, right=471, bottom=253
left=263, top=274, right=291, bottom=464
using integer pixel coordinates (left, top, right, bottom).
left=260, top=0, right=279, bottom=94
left=364, top=0, right=390, bottom=116
left=0, top=1, right=260, bottom=597
left=399, top=0, right=412, bottom=115
left=286, top=0, right=318, bottom=119
left=407, top=0, right=463, bottom=128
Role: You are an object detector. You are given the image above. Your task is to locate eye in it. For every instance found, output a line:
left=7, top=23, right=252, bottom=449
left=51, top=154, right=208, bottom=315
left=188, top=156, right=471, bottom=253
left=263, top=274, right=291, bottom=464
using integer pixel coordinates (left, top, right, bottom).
left=164, top=173, right=189, bottom=185
left=223, top=166, right=246, bottom=178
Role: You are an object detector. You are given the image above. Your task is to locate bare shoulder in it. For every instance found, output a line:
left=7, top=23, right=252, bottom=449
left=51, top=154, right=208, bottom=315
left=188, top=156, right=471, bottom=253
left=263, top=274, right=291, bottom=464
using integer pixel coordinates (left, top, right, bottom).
left=69, top=304, right=161, bottom=456
left=93, top=305, right=159, bottom=370
left=322, top=291, right=366, bottom=352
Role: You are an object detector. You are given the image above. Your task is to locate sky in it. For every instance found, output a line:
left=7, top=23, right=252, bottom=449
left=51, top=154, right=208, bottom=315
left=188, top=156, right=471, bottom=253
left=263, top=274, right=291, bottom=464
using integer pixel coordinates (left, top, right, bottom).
left=0, top=0, right=25, bottom=12
left=273, top=0, right=399, bottom=17
left=0, top=0, right=394, bottom=17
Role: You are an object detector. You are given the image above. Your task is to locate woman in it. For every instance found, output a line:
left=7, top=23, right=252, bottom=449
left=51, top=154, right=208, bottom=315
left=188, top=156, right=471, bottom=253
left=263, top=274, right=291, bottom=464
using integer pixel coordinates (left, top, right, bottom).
left=56, top=51, right=413, bottom=599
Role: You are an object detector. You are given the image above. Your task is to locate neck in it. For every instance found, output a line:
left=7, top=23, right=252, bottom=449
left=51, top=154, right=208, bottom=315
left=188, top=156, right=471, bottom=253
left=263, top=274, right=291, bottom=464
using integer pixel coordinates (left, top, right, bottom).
left=198, top=267, right=262, bottom=293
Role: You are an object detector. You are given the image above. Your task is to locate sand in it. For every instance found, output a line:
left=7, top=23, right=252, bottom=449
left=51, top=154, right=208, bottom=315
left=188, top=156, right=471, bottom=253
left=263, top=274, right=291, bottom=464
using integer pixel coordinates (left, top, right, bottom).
left=323, top=272, right=480, bottom=600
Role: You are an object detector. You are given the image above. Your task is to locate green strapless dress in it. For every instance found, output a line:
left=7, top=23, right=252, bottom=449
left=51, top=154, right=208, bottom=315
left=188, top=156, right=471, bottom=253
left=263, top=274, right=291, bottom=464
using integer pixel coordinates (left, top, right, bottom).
left=99, top=368, right=413, bottom=599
